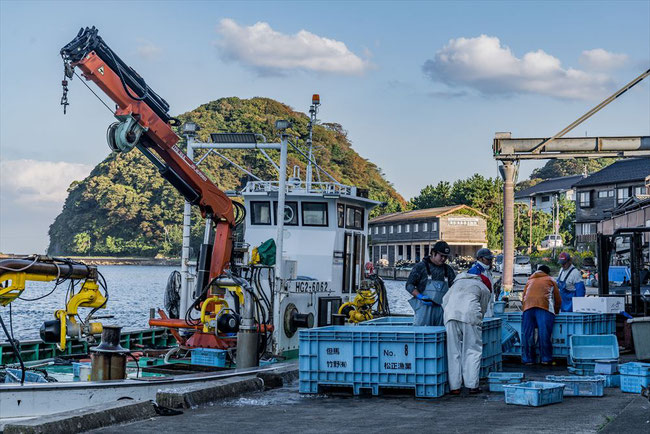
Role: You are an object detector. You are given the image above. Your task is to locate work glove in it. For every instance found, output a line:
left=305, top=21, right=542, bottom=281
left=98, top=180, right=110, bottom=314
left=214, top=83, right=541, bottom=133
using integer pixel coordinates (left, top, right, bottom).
left=416, top=293, right=433, bottom=306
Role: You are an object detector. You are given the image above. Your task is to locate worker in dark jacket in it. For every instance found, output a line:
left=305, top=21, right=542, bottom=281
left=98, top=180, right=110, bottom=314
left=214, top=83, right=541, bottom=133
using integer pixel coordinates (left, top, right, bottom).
left=406, top=241, right=456, bottom=326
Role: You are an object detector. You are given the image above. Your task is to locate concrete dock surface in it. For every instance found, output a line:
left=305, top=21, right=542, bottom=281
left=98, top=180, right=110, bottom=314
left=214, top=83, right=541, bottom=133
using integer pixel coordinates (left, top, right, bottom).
left=94, top=360, right=650, bottom=434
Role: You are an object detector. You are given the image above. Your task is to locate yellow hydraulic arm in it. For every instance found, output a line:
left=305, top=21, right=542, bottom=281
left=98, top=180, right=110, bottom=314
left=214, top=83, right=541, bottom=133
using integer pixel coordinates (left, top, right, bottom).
left=0, top=256, right=107, bottom=350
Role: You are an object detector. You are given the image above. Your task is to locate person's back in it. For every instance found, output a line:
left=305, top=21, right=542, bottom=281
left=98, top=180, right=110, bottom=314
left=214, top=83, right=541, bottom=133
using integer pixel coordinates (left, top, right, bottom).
left=442, top=272, right=491, bottom=325
left=521, top=265, right=561, bottom=365
left=523, top=270, right=561, bottom=314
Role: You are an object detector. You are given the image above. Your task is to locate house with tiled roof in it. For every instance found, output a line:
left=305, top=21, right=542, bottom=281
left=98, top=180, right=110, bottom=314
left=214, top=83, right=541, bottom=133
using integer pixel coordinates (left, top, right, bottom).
left=573, top=158, right=650, bottom=248
left=368, top=205, right=487, bottom=264
left=515, top=175, right=584, bottom=214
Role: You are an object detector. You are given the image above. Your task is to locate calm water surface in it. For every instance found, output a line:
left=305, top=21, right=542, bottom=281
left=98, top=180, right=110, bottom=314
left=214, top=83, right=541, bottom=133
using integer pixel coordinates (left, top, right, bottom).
left=1, top=265, right=412, bottom=341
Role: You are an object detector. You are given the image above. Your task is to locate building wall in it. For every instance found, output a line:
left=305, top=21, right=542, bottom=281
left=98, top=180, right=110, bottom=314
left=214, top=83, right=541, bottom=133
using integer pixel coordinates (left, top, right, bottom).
left=439, top=215, right=487, bottom=244
left=368, top=213, right=487, bottom=265
left=575, top=181, right=648, bottom=248
left=515, top=190, right=574, bottom=214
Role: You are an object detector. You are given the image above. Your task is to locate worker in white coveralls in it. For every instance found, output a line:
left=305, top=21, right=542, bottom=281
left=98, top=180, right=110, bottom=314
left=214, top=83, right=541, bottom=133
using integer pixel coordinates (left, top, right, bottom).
left=442, top=269, right=491, bottom=395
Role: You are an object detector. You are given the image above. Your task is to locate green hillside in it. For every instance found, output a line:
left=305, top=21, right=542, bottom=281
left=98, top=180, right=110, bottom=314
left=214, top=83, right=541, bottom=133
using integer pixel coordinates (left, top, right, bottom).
left=48, top=97, right=407, bottom=257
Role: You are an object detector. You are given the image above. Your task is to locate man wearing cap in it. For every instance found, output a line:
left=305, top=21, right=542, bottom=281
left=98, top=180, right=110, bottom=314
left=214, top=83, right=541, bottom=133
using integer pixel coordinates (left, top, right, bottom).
left=406, top=241, right=456, bottom=326
left=557, top=252, right=586, bottom=312
left=468, top=248, right=495, bottom=316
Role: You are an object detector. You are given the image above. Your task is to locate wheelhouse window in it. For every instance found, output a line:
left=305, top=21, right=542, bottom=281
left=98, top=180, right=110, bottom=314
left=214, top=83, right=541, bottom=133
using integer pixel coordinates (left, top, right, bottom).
left=579, top=191, right=592, bottom=208
left=345, top=205, right=364, bottom=230
left=302, top=202, right=328, bottom=227
left=273, top=201, right=298, bottom=226
left=251, top=201, right=271, bottom=225
left=337, top=204, right=345, bottom=228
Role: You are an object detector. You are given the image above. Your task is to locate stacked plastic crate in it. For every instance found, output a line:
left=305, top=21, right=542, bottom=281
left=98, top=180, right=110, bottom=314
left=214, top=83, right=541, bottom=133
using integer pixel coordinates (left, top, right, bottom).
left=568, top=335, right=619, bottom=376
left=619, top=362, right=650, bottom=393
left=480, top=317, right=503, bottom=378
left=360, top=316, right=503, bottom=378
left=495, top=312, right=616, bottom=359
left=299, top=325, right=448, bottom=398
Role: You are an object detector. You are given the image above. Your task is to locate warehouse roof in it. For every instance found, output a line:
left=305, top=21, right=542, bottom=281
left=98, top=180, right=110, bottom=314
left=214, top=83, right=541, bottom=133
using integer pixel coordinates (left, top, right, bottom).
left=369, top=205, right=487, bottom=224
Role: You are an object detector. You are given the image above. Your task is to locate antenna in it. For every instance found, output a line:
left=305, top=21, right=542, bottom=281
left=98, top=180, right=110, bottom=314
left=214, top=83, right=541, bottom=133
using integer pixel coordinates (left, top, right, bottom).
left=306, top=94, right=320, bottom=189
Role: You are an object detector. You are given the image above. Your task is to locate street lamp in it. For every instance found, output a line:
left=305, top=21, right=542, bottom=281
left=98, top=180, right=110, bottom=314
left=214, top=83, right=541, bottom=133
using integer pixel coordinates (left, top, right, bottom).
left=275, top=120, right=291, bottom=131
left=182, top=121, right=200, bottom=136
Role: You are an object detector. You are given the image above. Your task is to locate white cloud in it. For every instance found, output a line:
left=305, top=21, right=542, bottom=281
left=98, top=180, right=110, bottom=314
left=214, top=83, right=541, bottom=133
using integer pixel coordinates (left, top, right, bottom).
left=0, top=159, right=92, bottom=203
left=136, top=39, right=162, bottom=60
left=423, top=35, right=616, bottom=100
left=215, top=18, right=370, bottom=75
left=579, top=48, right=628, bottom=70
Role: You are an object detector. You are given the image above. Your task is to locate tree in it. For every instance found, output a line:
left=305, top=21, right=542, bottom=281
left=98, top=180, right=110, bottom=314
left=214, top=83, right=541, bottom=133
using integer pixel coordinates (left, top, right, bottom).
left=410, top=181, right=453, bottom=209
left=48, top=97, right=407, bottom=257
left=531, top=158, right=617, bottom=180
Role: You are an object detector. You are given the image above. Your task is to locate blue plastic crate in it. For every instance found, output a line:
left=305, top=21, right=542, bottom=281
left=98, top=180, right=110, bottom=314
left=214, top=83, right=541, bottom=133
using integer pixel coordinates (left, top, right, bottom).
left=545, top=375, right=605, bottom=397
left=602, top=373, right=620, bottom=388
left=503, top=381, right=565, bottom=406
left=493, top=301, right=506, bottom=315
left=480, top=362, right=503, bottom=379
left=619, top=362, right=650, bottom=377
left=570, top=335, right=619, bottom=362
left=594, top=359, right=618, bottom=375
left=4, top=368, right=48, bottom=383
left=362, top=316, right=414, bottom=325
left=568, top=366, right=595, bottom=376
left=488, top=372, right=524, bottom=392
left=500, top=312, right=616, bottom=359
left=360, top=316, right=503, bottom=376
left=191, top=348, right=227, bottom=367
left=620, top=374, right=650, bottom=393
left=501, top=322, right=519, bottom=353
left=299, top=325, right=448, bottom=398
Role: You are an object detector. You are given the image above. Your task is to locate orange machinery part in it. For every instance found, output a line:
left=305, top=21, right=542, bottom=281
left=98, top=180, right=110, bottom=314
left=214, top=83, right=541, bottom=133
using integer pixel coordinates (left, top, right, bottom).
left=74, top=52, right=234, bottom=278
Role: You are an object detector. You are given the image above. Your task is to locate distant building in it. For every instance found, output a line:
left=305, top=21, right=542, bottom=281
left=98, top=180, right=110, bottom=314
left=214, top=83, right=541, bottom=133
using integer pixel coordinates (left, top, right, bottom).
left=573, top=158, right=650, bottom=248
left=598, top=190, right=650, bottom=254
left=515, top=175, right=584, bottom=214
left=368, top=205, right=488, bottom=265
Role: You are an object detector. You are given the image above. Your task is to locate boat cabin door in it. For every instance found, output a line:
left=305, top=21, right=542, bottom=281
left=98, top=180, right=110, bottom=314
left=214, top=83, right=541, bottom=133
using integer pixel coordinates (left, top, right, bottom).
left=343, top=232, right=365, bottom=294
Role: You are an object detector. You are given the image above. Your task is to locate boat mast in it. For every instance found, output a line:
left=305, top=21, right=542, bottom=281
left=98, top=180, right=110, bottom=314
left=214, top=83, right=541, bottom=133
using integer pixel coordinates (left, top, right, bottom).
left=306, top=94, right=320, bottom=190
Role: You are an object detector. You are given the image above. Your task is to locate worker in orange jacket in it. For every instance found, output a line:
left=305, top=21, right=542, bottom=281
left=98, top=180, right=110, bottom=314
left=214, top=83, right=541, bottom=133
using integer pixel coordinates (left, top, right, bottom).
left=521, top=265, right=562, bottom=365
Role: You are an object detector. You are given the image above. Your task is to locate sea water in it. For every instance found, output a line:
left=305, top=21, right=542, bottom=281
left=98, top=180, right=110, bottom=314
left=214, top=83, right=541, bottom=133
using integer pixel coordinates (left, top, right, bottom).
left=1, top=265, right=412, bottom=341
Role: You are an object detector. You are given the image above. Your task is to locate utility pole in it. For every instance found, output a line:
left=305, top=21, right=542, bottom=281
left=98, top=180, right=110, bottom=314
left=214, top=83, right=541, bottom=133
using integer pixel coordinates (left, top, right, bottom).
left=528, top=197, right=533, bottom=254
left=500, top=157, right=517, bottom=295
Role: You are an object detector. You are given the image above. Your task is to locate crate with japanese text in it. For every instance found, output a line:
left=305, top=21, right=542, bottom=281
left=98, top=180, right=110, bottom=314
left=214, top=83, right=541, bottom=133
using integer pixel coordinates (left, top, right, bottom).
left=299, top=325, right=447, bottom=398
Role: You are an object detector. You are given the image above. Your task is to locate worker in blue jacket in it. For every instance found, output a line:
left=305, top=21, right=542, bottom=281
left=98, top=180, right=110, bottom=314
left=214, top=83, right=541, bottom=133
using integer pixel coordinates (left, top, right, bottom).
left=557, top=252, right=586, bottom=311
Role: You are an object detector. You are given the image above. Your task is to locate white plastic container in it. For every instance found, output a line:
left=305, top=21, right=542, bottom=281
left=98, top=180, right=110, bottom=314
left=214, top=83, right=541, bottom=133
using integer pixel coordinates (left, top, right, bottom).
left=573, top=297, right=624, bottom=314
left=78, top=365, right=92, bottom=382
left=627, top=317, right=650, bottom=361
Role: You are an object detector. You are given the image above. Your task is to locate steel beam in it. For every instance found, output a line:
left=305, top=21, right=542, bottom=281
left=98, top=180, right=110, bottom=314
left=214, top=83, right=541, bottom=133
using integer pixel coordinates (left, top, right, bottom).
left=494, top=136, right=650, bottom=160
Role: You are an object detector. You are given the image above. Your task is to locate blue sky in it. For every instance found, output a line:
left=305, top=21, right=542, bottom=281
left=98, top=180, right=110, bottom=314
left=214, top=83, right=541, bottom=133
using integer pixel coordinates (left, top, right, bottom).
left=1, top=0, right=649, bottom=253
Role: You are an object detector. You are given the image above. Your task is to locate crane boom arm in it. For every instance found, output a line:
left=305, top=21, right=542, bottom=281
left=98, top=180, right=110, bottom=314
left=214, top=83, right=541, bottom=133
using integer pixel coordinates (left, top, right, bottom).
left=61, top=27, right=233, bottom=279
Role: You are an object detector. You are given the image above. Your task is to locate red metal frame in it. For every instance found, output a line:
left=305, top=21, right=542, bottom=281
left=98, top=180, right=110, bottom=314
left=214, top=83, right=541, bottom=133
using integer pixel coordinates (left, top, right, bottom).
left=74, top=52, right=234, bottom=277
